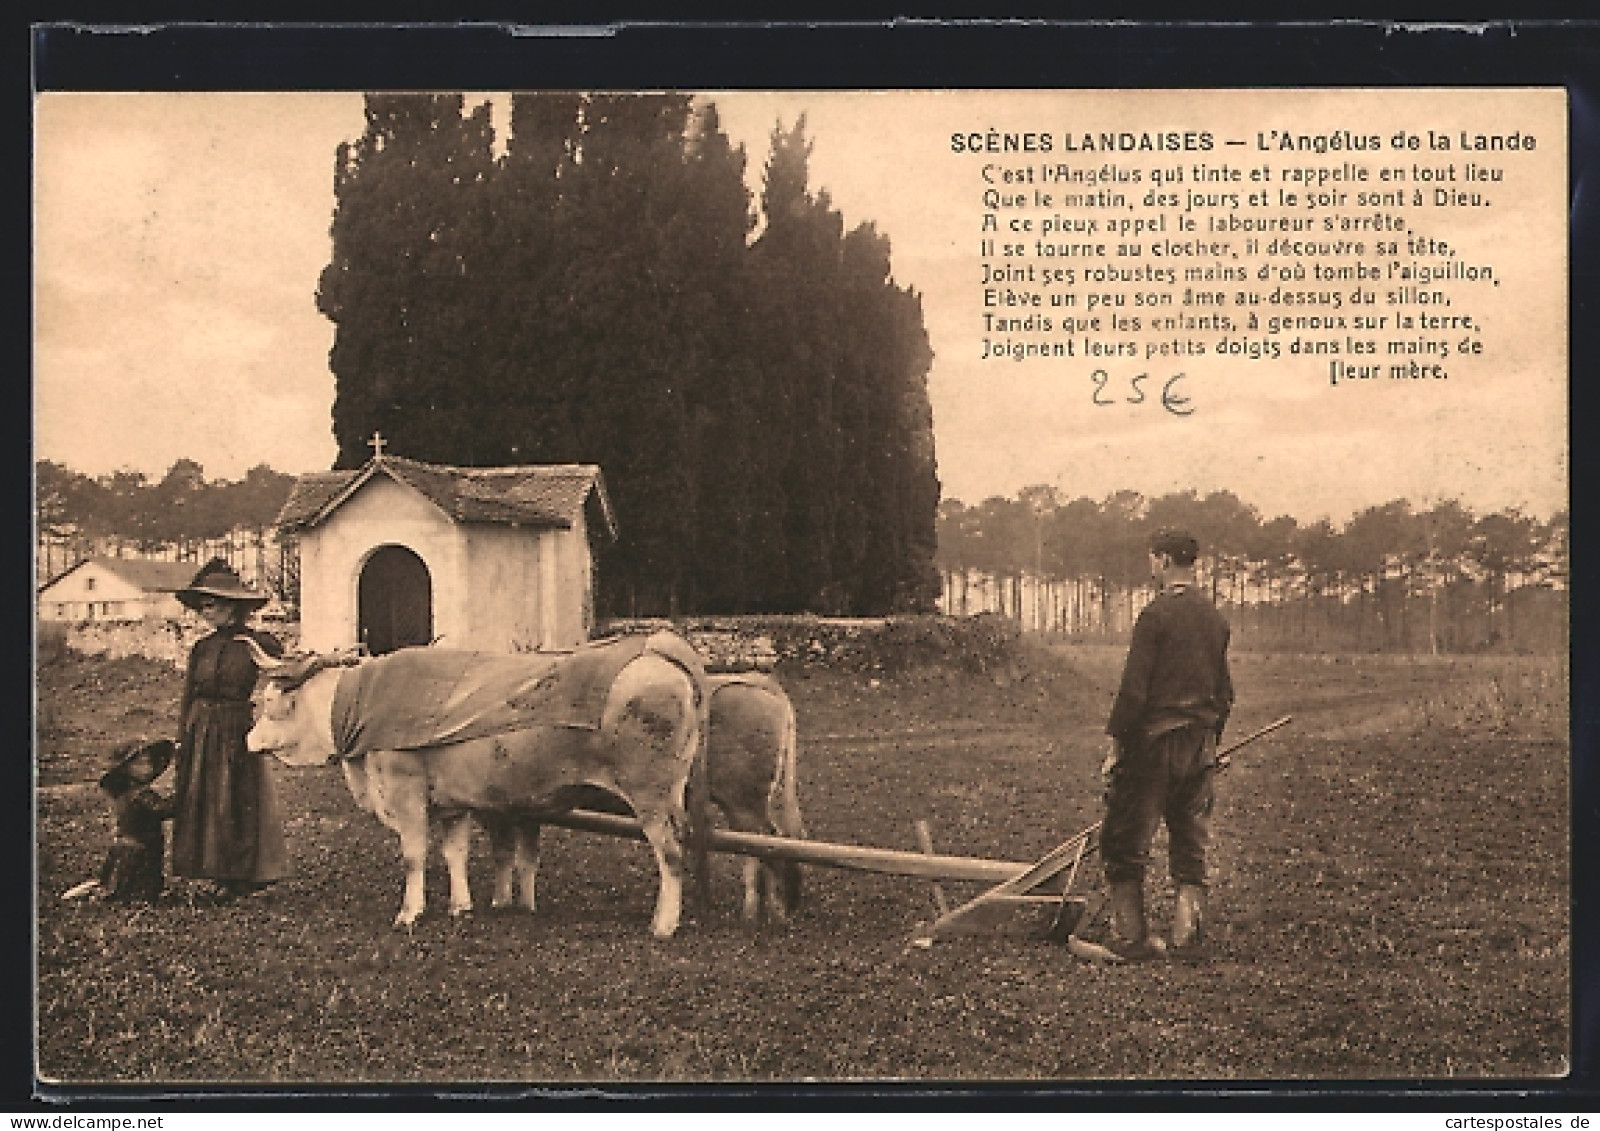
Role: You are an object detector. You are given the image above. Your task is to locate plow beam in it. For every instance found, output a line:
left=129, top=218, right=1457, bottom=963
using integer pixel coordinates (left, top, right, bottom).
left=544, top=808, right=1056, bottom=887
left=547, top=716, right=1294, bottom=946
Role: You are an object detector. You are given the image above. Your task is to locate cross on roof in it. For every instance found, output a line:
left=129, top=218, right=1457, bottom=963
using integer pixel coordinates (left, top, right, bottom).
left=368, top=432, right=387, bottom=458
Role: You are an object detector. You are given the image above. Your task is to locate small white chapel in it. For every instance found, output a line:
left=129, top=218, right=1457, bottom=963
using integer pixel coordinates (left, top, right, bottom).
left=274, top=435, right=616, bottom=655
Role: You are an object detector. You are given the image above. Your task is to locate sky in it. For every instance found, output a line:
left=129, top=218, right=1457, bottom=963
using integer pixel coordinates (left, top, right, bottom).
left=34, top=90, right=1569, bottom=525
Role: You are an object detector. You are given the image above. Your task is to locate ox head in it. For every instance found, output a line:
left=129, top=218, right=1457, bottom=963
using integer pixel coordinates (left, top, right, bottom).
left=245, top=642, right=362, bottom=766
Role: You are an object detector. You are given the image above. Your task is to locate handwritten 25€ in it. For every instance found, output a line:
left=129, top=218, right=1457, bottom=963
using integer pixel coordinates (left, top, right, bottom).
left=1091, top=370, right=1195, bottom=416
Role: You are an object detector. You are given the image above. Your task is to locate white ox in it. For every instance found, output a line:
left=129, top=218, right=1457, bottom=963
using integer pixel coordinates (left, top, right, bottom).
left=422, top=671, right=808, bottom=924
left=244, top=634, right=709, bottom=938
left=704, top=673, right=807, bottom=921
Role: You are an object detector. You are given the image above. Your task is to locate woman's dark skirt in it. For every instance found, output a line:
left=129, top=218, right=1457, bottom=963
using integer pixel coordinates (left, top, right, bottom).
left=171, top=699, right=289, bottom=882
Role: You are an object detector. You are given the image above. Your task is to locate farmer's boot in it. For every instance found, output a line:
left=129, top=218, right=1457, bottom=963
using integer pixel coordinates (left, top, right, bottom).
left=1106, top=880, right=1164, bottom=961
left=1170, top=884, right=1207, bottom=959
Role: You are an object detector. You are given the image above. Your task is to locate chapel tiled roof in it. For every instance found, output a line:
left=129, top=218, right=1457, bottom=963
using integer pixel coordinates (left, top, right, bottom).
left=273, top=456, right=615, bottom=540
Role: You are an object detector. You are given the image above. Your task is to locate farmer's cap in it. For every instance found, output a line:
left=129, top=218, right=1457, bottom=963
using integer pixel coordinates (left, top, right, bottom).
left=99, top=738, right=175, bottom=795
left=1150, top=528, right=1200, bottom=564
left=176, top=558, right=268, bottom=613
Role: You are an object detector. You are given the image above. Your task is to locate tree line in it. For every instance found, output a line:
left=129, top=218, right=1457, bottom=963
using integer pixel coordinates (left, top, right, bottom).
left=36, top=458, right=299, bottom=595
left=37, top=459, right=296, bottom=550
left=938, top=488, right=1568, bottom=653
left=318, top=93, right=941, bottom=618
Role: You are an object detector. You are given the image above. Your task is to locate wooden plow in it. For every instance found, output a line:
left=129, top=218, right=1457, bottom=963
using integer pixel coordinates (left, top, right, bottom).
left=911, top=714, right=1294, bottom=946
left=543, top=714, right=1293, bottom=947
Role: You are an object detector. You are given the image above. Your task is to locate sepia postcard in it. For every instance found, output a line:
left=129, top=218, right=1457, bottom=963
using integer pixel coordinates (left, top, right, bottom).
left=31, top=27, right=1579, bottom=1101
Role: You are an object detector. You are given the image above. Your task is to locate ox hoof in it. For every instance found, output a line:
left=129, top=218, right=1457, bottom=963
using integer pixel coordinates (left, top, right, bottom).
left=393, top=911, right=421, bottom=930
left=449, top=905, right=474, bottom=919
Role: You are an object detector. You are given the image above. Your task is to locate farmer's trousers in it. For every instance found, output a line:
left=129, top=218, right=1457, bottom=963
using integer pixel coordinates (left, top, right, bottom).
left=1101, top=725, right=1216, bottom=886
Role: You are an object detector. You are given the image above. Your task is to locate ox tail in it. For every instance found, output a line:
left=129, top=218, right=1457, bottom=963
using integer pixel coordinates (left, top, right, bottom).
left=685, top=676, right=714, bottom=916
left=767, top=689, right=806, bottom=914
left=641, top=631, right=714, bottom=918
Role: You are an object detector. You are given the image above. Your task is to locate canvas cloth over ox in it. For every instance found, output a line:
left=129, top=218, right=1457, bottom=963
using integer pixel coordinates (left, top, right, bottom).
left=327, top=634, right=672, bottom=759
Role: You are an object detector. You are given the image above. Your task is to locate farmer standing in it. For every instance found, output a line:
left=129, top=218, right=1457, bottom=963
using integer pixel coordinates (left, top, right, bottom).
left=170, top=559, right=290, bottom=902
left=1099, top=528, right=1234, bottom=960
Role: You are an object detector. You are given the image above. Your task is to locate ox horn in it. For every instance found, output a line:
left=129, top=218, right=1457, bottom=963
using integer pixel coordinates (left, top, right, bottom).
left=239, top=636, right=286, bottom=671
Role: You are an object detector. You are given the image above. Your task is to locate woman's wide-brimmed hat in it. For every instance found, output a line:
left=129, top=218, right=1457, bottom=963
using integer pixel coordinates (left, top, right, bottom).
left=176, top=558, right=270, bottom=613
left=99, top=738, right=176, bottom=794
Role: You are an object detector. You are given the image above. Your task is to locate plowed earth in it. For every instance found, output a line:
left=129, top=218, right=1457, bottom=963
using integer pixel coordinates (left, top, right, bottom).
left=35, top=644, right=1568, bottom=1088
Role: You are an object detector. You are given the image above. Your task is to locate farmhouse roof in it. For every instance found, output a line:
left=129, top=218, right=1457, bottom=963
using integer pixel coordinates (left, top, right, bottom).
left=39, top=555, right=199, bottom=595
left=274, top=455, right=617, bottom=541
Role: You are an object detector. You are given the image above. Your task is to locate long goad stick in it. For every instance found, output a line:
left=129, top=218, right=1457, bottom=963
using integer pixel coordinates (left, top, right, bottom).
left=1214, top=714, right=1294, bottom=771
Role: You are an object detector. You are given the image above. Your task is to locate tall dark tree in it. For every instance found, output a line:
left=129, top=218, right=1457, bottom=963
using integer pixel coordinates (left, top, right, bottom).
left=549, top=94, right=749, bottom=614
left=857, top=240, right=941, bottom=612
left=467, top=92, right=583, bottom=466
left=317, top=96, right=940, bottom=616
left=672, top=103, right=764, bottom=612
left=750, top=116, right=843, bottom=610
left=750, top=118, right=940, bottom=613
left=319, top=94, right=497, bottom=468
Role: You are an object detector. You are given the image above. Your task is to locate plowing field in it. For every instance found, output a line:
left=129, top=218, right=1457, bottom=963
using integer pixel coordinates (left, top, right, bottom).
left=35, top=641, right=1569, bottom=1086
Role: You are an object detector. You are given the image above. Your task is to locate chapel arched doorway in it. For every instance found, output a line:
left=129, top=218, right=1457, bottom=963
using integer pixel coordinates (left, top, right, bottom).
left=357, top=545, right=433, bottom=655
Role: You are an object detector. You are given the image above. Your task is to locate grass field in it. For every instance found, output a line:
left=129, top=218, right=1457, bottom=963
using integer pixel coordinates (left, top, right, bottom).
left=34, top=640, right=1569, bottom=1086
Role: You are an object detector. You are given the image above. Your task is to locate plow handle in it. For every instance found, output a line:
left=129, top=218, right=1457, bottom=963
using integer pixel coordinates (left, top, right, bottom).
left=1080, top=714, right=1294, bottom=848
left=1215, top=714, right=1293, bottom=770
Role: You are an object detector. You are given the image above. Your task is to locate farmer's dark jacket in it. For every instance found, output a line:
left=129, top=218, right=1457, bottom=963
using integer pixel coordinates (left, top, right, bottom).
left=1107, top=584, right=1234, bottom=743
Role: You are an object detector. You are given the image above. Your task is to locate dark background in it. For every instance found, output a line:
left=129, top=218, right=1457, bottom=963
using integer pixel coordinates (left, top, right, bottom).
left=21, top=15, right=1600, bottom=1111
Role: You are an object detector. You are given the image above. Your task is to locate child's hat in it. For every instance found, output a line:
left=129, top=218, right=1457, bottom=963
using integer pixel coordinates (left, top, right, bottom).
left=98, top=738, right=175, bottom=794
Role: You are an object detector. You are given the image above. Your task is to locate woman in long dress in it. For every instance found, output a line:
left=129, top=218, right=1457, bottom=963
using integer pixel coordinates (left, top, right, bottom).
left=170, top=560, right=289, bottom=901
